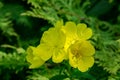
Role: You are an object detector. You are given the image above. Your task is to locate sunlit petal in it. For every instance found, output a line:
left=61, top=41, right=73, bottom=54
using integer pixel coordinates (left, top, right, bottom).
left=77, top=23, right=92, bottom=40
left=68, top=51, right=77, bottom=68
left=26, top=46, right=36, bottom=63
left=52, top=49, right=66, bottom=63
left=78, top=56, right=94, bottom=72
left=78, top=41, right=95, bottom=56
left=41, top=27, right=66, bottom=48
left=29, top=57, right=45, bottom=69
left=26, top=46, right=45, bottom=69
left=36, top=44, right=53, bottom=61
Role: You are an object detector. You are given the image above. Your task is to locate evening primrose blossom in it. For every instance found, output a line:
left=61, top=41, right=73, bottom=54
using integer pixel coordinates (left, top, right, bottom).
left=26, top=20, right=95, bottom=72
left=68, top=40, right=95, bottom=72
left=62, top=21, right=95, bottom=72
left=26, top=20, right=66, bottom=68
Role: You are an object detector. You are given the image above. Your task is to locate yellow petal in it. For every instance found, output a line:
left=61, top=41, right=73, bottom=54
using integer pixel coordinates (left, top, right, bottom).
left=78, top=56, right=94, bottom=72
left=77, top=23, right=92, bottom=40
left=41, top=27, right=66, bottom=48
left=63, top=21, right=78, bottom=51
left=26, top=46, right=45, bottom=69
left=52, top=49, right=66, bottom=63
left=82, top=56, right=94, bottom=67
left=26, top=46, right=36, bottom=63
left=64, top=37, right=75, bottom=52
left=78, top=41, right=95, bottom=56
left=68, top=50, right=77, bottom=68
left=63, top=21, right=77, bottom=37
left=35, top=44, right=53, bottom=61
left=29, top=57, right=45, bottom=69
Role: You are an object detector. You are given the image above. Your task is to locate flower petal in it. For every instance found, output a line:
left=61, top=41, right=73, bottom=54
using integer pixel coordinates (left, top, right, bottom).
left=52, top=49, right=66, bottom=63
left=41, top=27, right=66, bottom=48
left=68, top=50, right=77, bottom=68
left=78, top=41, right=95, bottom=56
left=36, top=44, right=53, bottom=61
left=26, top=46, right=36, bottom=63
left=63, top=21, right=77, bottom=38
left=26, top=46, right=45, bottom=69
left=29, top=57, right=45, bottom=69
left=78, top=56, right=94, bottom=72
left=63, top=21, right=78, bottom=51
left=77, top=23, right=92, bottom=40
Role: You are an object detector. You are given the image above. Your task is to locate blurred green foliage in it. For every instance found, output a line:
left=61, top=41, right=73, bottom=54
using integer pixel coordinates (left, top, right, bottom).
left=0, top=0, right=120, bottom=80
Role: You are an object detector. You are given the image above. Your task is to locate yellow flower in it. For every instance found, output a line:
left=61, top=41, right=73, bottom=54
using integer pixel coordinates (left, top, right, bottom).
left=37, top=20, right=66, bottom=63
left=26, top=46, right=45, bottom=69
left=62, top=21, right=95, bottom=72
left=26, top=20, right=95, bottom=71
left=26, top=20, right=66, bottom=68
left=68, top=40, right=95, bottom=72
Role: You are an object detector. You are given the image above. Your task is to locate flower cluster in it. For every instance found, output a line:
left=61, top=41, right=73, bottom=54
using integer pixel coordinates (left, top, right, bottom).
left=26, top=20, right=95, bottom=72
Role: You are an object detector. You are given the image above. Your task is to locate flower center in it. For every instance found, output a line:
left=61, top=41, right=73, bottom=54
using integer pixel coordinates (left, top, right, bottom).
left=69, top=41, right=83, bottom=59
